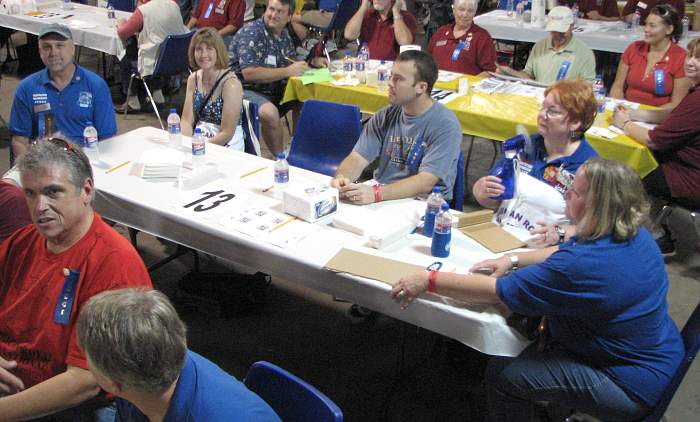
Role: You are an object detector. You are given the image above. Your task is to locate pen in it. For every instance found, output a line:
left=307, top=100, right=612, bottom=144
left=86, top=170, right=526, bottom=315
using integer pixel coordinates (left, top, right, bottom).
left=62, top=14, right=74, bottom=19
left=106, top=160, right=131, bottom=174
left=269, top=217, right=295, bottom=232
left=262, top=185, right=274, bottom=193
left=240, top=166, right=267, bottom=178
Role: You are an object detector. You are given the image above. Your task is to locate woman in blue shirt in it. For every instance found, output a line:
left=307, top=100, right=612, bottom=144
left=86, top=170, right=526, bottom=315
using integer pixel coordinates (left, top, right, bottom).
left=391, top=157, right=683, bottom=421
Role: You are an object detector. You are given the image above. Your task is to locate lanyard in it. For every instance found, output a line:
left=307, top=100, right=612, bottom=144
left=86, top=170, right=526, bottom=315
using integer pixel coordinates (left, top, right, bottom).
left=654, top=69, right=665, bottom=96
left=53, top=268, right=80, bottom=325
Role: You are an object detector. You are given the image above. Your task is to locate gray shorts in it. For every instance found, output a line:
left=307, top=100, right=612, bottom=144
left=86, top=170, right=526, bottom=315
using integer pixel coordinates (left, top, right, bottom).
left=243, top=90, right=297, bottom=115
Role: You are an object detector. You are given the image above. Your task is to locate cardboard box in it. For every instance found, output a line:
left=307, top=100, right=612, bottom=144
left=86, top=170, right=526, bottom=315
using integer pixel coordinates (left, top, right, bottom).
left=454, top=209, right=525, bottom=253
left=283, top=185, right=339, bottom=223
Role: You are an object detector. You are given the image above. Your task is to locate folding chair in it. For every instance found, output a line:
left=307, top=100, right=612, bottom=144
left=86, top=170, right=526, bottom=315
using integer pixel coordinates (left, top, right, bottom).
left=451, top=152, right=465, bottom=211
left=241, top=99, right=262, bottom=156
left=124, top=30, right=195, bottom=129
left=287, top=100, right=362, bottom=176
left=311, top=0, right=360, bottom=60
left=109, top=0, right=136, bottom=12
left=244, top=361, right=343, bottom=422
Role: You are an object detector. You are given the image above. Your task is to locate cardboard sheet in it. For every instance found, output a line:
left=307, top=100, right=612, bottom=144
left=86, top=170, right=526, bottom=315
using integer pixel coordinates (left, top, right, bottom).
left=324, top=248, right=425, bottom=286
left=454, top=210, right=525, bottom=253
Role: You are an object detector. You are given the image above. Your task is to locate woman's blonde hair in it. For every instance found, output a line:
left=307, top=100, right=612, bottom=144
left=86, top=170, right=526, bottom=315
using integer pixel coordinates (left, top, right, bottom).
left=576, top=157, right=649, bottom=242
left=687, top=36, right=700, bottom=58
left=188, top=27, right=228, bottom=71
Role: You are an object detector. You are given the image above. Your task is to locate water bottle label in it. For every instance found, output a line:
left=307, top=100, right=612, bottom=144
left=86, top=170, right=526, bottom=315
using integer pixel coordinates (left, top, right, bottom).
left=344, top=61, right=353, bottom=72
left=274, top=170, right=289, bottom=184
left=192, top=142, right=205, bottom=156
left=168, top=123, right=181, bottom=134
left=431, top=231, right=451, bottom=258
left=423, top=206, right=440, bottom=237
left=85, top=136, right=98, bottom=148
left=378, top=70, right=388, bottom=82
left=356, top=62, right=365, bottom=72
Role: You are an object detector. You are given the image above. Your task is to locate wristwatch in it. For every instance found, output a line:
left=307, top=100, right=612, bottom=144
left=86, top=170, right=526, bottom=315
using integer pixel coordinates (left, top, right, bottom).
left=555, top=225, right=566, bottom=244
left=507, top=254, right=519, bottom=271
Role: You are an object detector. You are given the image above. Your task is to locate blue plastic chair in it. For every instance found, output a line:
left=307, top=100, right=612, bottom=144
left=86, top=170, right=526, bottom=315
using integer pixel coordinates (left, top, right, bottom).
left=287, top=100, right=362, bottom=177
left=244, top=361, right=343, bottom=422
left=124, top=30, right=195, bottom=130
left=637, top=301, right=700, bottom=422
left=241, top=99, right=261, bottom=156
left=451, top=152, right=465, bottom=211
left=109, top=0, right=135, bottom=12
left=311, top=0, right=360, bottom=59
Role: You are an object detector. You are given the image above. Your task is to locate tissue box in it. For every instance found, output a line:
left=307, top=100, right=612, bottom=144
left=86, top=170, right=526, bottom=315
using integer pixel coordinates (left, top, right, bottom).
left=283, top=185, right=339, bottom=222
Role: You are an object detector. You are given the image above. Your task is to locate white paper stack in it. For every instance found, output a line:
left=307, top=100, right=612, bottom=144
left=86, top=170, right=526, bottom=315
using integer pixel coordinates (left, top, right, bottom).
left=332, top=207, right=419, bottom=249
left=139, top=148, right=184, bottom=183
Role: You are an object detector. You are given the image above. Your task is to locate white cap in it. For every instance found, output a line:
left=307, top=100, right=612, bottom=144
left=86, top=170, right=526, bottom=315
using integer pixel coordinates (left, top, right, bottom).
left=546, top=6, right=574, bottom=32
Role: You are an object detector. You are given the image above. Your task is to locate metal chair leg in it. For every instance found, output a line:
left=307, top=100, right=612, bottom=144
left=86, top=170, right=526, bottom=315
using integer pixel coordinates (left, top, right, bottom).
left=142, top=79, right=164, bottom=130
left=463, top=135, right=475, bottom=191
left=124, top=74, right=136, bottom=119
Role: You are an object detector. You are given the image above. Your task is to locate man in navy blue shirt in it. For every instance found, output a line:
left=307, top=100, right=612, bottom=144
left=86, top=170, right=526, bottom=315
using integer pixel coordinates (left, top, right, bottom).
left=77, top=288, right=281, bottom=422
left=9, top=24, right=117, bottom=159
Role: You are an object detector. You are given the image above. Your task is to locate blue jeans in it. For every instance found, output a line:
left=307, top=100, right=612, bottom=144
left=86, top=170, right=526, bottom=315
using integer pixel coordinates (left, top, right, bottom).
left=33, top=402, right=116, bottom=422
left=485, top=343, right=649, bottom=422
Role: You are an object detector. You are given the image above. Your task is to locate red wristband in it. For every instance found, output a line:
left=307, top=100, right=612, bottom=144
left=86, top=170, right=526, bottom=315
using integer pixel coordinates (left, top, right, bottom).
left=428, top=270, right=439, bottom=293
left=372, top=185, right=383, bottom=203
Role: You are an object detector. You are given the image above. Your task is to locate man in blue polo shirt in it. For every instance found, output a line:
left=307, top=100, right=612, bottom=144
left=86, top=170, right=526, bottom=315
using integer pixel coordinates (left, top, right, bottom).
left=77, top=288, right=281, bottom=422
left=9, top=24, right=117, bottom=159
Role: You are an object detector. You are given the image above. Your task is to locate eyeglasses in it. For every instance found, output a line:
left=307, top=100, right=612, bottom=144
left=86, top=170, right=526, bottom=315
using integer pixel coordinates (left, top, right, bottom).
left=540, top=107, right=565, bottom=120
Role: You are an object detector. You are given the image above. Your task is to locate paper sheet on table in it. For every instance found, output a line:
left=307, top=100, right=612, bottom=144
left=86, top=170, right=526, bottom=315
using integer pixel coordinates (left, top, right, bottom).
left=430, top=89, right=462, bottom=105
left=437, top=70, right=463, bottom=82
left=220, top=206, right=320, bottom=248
left=332, top=206, right=419, bottom=249
left=609, top=121, right=657, bottom=134
left=299, top=68, right=332, bottom=85
left=604, top=98, right=640, bottom=112
left=324, top=248, right=425, bottom=286
left=587, top=126, right=618, bottom=139
left=68, top=19, right=98, bottom=29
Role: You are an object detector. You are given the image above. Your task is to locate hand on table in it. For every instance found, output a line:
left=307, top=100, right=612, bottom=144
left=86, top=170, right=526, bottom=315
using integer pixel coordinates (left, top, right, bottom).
left=311, top=57, right=329, bottom=68
left=339, top=183, right=374, bottom=204
left=391, top=272, right=429, bottom=309
left=612, top=105, right=632, bottom=129
left=0, top=356, right=24, bottom=395
left=469, top=256, right=512, bottom=277
left=287, top=60, right=309, bottom=77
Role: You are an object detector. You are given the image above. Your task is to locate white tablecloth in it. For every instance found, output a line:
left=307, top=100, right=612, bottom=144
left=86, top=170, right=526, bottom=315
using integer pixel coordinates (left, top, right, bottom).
left=0, top=2, right=129, bottom=56
left=93, top=127, right=530, bottom=357
left=475, top=10, right=700, bottom=54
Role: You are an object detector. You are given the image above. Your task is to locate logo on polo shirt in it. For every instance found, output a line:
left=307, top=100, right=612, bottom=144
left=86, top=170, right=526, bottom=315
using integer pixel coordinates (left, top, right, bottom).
left=78, top=92, right=92, bottom=108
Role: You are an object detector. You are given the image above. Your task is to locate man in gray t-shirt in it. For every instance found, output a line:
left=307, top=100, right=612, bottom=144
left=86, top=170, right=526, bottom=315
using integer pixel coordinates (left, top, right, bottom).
left=331, top=50, right=462, bottom=203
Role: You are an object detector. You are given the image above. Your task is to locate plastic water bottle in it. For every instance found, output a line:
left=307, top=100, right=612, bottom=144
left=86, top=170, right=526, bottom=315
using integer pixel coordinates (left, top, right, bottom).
left=571, top=3, right=579, bottom=27
left=62, top=0, right=72, bottom=11
left=423, top=187, right=444, bottom=238
left=191, top=127, right=206, bottom=167
left=167, top=108, right=182, bottom=149
left=632, top=9, right=641, bottom=30
left=506, top=0, right=514, bottom=17
left=431, top=203, right=452, bottom=258
left=377, top=60, right=389, bottom=92
left=515, top=1, right=525, bottom=26
left=343, top=52, right=354, bottom=79
left=593, top=75, right=606, bottom=114
left=682, top=15, right=690, bottom=37
left=107, top=4, right=116, bottom=27
left=355, top=47, right=367, bottom=84
left=274, top=153, right=290, bottom=197
left=83, top=122, right=99, bottom=165
left=358, top=42, right=370, bottom=62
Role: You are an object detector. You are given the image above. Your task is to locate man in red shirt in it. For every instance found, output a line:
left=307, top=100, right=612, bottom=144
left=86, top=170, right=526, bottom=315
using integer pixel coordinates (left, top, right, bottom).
left=344, top=0, right=417, bottom=61
left=187, top=0, right=246, bottom=40
left=0, top=139, right=152, bottom=420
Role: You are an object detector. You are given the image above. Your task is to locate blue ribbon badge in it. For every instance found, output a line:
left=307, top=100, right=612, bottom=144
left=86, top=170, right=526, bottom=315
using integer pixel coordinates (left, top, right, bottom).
left=406, top=138, right=426, bottom=172
left=556, top=59, right=572, bottom=81
left=654, top=69, right=665, bottom=96
left=53, top=268, right=80, bottom=325
left=204, top=1, right=214, bottom=18
left=451, top=40, right=466, bottom=61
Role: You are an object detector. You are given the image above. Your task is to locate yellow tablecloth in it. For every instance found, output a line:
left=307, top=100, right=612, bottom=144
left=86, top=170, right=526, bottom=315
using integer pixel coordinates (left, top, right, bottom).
left=282, top=75, right=658, bottom=177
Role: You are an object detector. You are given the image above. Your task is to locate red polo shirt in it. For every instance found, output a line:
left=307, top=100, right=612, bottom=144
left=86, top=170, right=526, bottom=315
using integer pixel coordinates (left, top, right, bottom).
left=622, top=40, right=686, bottom=107
left=193, top=0, right=245, bottom=31
left=622, top=0, right=685, bottom=24
left=558, top=0, right=620, bottom=18
left=359, top=9, right=417, bottom=61
left=427, top=23, right=496, bottom=75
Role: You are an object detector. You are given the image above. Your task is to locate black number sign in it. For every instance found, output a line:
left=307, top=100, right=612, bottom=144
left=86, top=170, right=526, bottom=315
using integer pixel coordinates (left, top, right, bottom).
left=182, top=190, right=236, bottom=212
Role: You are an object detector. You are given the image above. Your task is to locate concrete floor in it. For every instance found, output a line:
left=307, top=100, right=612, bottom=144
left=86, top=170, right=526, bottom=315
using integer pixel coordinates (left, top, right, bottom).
left=0, top=46, right=698, bottom=421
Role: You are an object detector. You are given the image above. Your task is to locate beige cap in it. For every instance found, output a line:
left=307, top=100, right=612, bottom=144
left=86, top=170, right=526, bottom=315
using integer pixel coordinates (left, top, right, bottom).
left=546, top=6, right=574, bottom=33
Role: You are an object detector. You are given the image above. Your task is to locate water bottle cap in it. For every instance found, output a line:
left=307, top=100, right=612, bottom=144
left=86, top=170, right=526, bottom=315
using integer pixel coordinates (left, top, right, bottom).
left=432, top=187, right=441, bottom=193
left=277, top=153, right=285, bottom=159
left=170, top=108, right=176, bottom=113
left=86, top=121, right=93, bottom=126
left=345, top=52, right=351, bottom=57
left=441, top=203, right=449, bottom=211
left=380, top=60, right=386, bottom=64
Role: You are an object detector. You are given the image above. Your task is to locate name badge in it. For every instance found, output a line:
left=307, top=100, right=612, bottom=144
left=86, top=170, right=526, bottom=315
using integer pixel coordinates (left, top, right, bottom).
left=638, top=1, right=647, bottom=9
left=556, top=59, right=572, bottom=81
left=204, top=2, right=214, bottom=18
left=435, top=40, right=447, bottom=47
left=654, top=69, right=665, bottom=96
left=33, top=103, right=51, bottom=113
left=265, top=55, right=277, bottom=66
left=451, top=40, right=466, bottom=61
left=53, top=268, right=80, bottom=325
